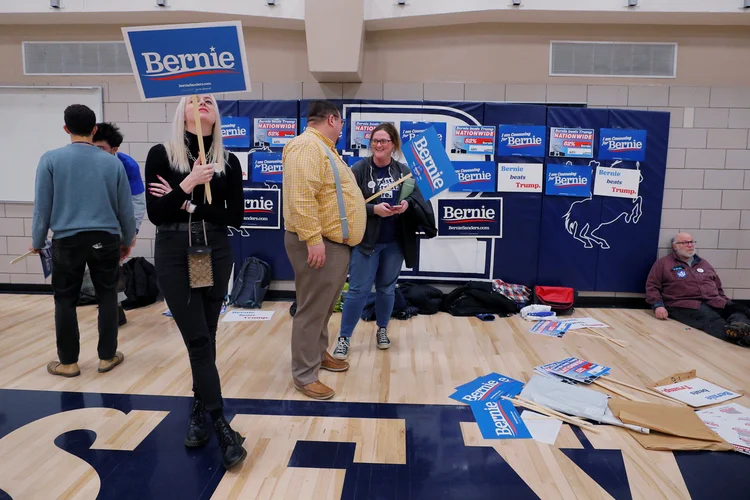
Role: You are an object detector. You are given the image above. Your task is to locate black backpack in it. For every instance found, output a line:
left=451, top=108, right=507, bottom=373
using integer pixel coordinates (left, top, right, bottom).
left=229, top=257, right=271, bottom=308
left=398, top=282, right=444, bottom=315
left=443, top=281, right=519, bottom=317
left=121, top=257, right=159, bottom=310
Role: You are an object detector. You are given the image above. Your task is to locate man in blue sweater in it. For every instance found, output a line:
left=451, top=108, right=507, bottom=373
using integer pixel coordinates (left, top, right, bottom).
left=31, top=104, right=136, bottom=377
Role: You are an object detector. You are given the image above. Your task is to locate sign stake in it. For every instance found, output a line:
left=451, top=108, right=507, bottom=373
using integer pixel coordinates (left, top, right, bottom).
left=365, top=174, right=412, bottom=203
left=191, top=94, right=213, bottom=204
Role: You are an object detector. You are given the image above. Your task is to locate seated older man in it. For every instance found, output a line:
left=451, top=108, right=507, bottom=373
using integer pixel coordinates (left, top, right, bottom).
left=646, top=232, right=750, bottom=347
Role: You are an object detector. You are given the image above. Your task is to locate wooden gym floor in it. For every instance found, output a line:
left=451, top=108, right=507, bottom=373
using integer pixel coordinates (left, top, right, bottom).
left=0, top=293, right=748, bottom=499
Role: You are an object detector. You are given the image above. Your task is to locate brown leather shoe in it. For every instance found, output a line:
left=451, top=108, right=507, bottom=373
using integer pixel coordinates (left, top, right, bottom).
left=321, top=351, right=349, bottom=372
left=46, top=361, right=80, bottom=377
left=294, top=380, right=335, bottom=400
left=98, top=351, right=125, bottom=373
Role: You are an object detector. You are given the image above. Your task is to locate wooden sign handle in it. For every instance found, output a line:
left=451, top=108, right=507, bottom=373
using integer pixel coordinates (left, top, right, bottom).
left=10, top=249, right=36, bottom=265
left=191, top=95, right=213, bottom=204
left=365, top=173, right=413, bottom=203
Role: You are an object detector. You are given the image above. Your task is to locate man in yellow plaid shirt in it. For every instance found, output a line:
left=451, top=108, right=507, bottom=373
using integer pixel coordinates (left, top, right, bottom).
left=283, top=100, right=366, bottom=400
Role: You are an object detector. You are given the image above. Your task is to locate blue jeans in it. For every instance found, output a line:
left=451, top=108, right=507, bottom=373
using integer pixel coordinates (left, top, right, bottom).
left=339, top=242, right=404, bottom=338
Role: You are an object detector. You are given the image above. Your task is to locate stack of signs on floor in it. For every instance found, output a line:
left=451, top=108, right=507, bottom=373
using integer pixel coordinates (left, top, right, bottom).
left=696, top=403, right=750, bottom=455
left=450, top=373, right=531, bottom=440
left=529, top=320, right=571, bottom=338
left=535, top=358, right=611, bottom=385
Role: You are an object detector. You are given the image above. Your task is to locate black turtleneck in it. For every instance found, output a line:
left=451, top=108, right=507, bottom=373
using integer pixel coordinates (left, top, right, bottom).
left=144, top=131, right=244, bottom=228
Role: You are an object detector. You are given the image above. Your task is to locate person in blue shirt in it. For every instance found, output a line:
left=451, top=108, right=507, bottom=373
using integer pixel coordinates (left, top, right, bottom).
left=92, top=122, right=146, bottom=325
left=93, top=122, right=146, bottom=236
left=31, top=105, right=135, bottom=377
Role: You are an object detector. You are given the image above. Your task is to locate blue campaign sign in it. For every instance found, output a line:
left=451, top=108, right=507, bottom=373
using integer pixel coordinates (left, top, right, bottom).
left=497, top=125, right=547, bottom=157
left=437, top=197, right=503, bottom=238
left=400, top=121, right=447, bottom=148
left=449, top=161, right=496, bottom=192
left=250, top=152, right=283, bottom=184
left=402, top=127, right=459, bottom=200
left=122, top=21, right=251, bottom=101
left=599, top=128, right=647, bottom=161
left=545, top=164, right=593, bottom=197
left=549, top=127, right=595, bottom=159
left=221, top=116, right=250, bottom=149
left=450, top=373, right=524, bottom=404
left=470, top=400, right=532, bottom=440
left=242, top=188, right=280, bottom=229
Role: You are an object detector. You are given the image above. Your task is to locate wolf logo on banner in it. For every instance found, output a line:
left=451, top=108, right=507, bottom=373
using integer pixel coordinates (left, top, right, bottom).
left=562, top=160, right=643, bottom=249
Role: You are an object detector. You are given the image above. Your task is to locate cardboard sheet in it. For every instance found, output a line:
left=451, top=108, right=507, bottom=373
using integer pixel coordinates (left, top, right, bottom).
left=609, top=399, right=733, bottom=452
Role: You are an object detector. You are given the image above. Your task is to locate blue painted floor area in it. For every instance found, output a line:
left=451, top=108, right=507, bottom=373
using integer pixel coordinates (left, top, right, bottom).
left=0, top=388, right=748, bottom=499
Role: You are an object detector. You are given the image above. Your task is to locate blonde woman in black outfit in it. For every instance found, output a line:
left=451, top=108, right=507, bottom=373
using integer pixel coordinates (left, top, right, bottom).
left=145, top=94, right=246, bottom=470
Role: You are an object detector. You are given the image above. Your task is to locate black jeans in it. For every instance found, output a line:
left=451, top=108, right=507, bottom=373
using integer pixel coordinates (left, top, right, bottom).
left=154, top=226, right=233, bottom=412
left=667, top=302, right=750, bottom=343
left=51, top=231, right=121, bottom=364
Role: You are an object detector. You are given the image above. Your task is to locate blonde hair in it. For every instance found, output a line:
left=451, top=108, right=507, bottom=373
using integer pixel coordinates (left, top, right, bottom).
left=164, top=95, right=226, bottom=174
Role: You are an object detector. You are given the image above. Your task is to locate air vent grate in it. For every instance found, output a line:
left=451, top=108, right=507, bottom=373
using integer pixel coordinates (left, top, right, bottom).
left=550, top=42, right=677, bottom=78
left=23, top=41, right=133, bottom=75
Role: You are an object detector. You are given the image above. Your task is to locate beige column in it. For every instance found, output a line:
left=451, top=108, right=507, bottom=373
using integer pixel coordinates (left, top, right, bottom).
left=304, top=0, right=365, bottom=82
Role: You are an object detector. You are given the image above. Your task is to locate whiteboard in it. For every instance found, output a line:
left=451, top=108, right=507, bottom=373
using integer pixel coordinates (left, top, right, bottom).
left=0, top=86, right=104, bottom=203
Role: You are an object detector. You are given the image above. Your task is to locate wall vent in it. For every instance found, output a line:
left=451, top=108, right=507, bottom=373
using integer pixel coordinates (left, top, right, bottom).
left=23, top=41, right=133, bottom=75
left=550, top=41, right=677, bottom=78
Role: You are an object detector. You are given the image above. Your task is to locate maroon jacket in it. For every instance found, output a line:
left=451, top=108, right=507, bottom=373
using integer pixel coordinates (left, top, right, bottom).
left=645, top=252, right=727, bottom=310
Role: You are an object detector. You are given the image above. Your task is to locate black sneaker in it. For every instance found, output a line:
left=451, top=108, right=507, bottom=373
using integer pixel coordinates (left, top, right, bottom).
left=376, top=327, right=391, bottom=350
left=332, top=336, right=350, bottom=360
left=213, top=417, right=247, bottom=470
left=184, top=398, right=210, bottom=448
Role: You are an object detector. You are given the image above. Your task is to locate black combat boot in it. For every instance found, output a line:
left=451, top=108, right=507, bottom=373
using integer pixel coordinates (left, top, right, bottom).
left=213, top=416, right=247, bottom=469
left=184, top=397, right=210, bottom=448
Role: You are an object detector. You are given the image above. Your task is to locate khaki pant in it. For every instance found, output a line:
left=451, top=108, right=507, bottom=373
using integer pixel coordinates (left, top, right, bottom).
left=285, top=231, right=351, bottom=386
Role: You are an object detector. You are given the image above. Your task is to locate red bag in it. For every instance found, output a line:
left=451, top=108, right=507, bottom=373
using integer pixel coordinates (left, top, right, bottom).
left=533, top=286, right=576, bottom=316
